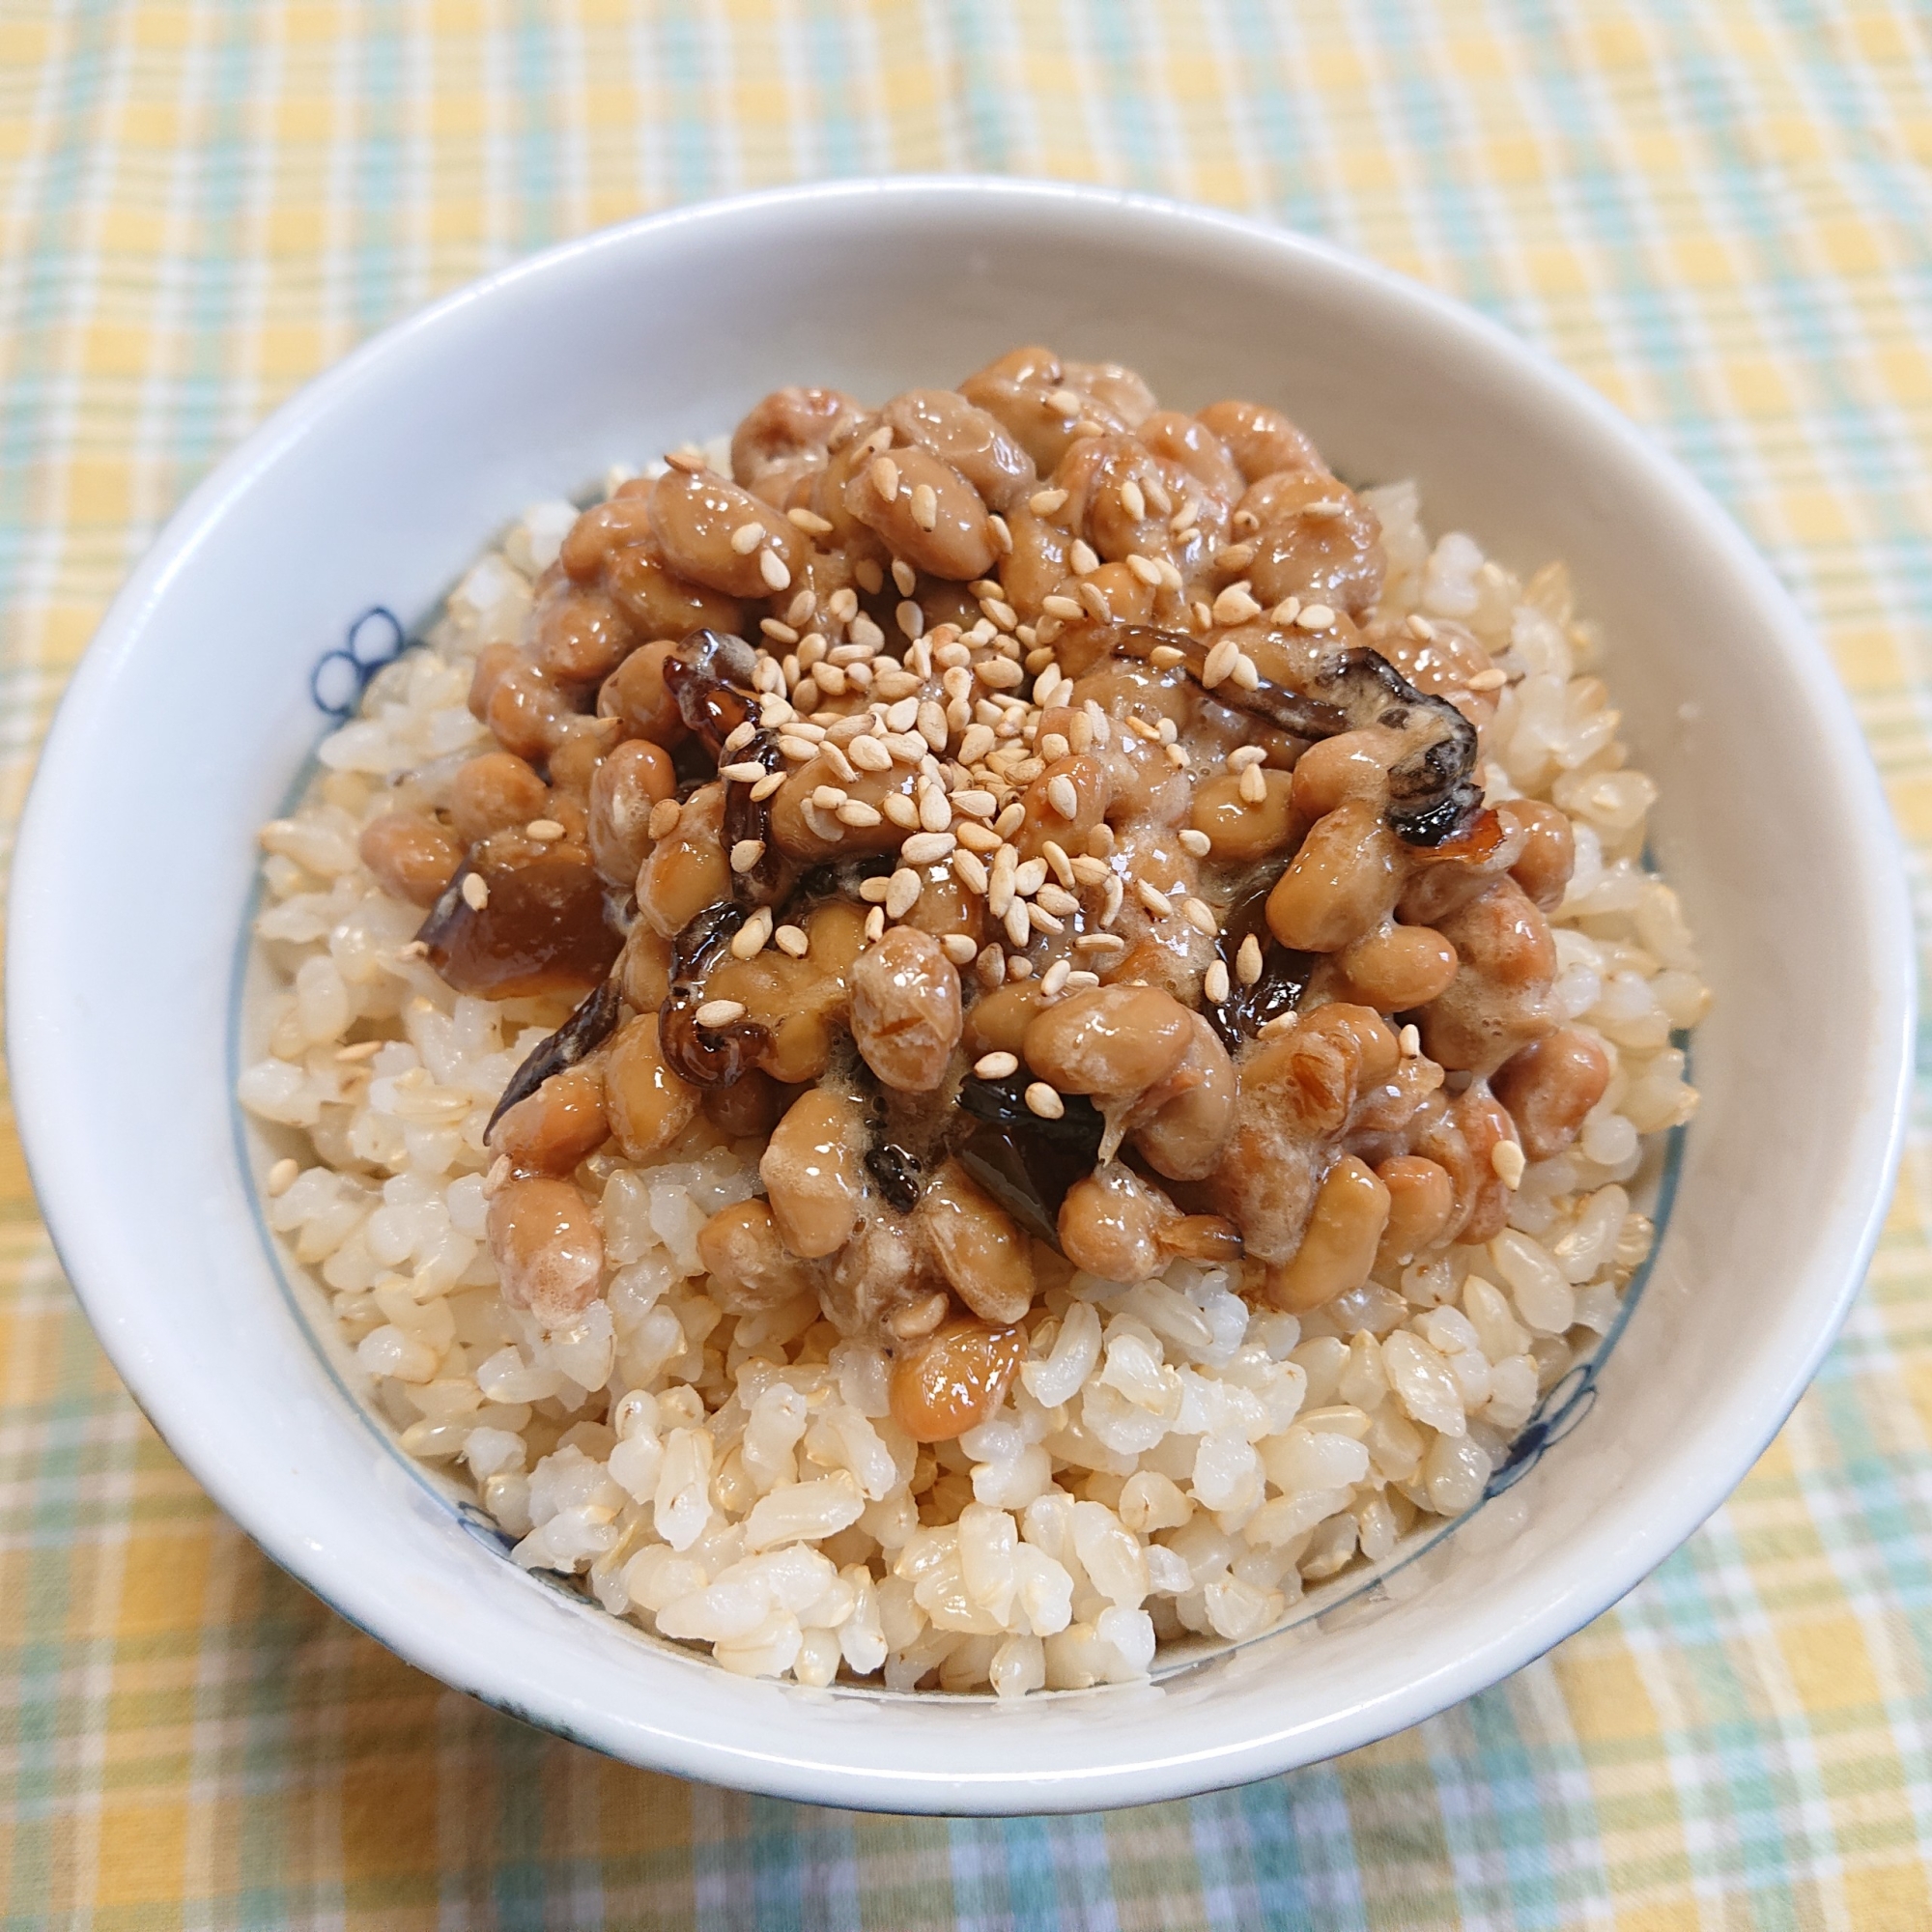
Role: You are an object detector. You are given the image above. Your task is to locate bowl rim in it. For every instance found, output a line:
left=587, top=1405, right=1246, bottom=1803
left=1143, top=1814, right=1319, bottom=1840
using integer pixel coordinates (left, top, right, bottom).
left=9, top=173, right=1915, bottom=1811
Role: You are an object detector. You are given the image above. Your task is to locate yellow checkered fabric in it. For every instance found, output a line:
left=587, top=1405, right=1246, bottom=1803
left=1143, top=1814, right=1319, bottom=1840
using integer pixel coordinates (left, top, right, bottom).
left=3, top=3, right=1929, bottom=1924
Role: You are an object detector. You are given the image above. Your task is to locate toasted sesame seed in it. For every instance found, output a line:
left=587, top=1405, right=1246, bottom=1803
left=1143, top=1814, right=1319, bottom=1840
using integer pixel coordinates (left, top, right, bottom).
left=1236, top=933, right=1264, bottom=985
left=696, top=999, right=747, bottom=1029
left=1007, top=952, right=1036, bottom=979
left=788, top=506, right=834, bottom=534
left=1181, top=896, right=1218, bottom=936
left=1149, top=642, right=1186, bottom=667
left=979, top=656, right=1025, bottom=690
left=1467, top=668, right=1509, bottom=692
left=771, top=924, right=809, bottom=959
left=1044, top=773, right=1081, bottom=820
left=334, top=1039, right=382, bottom=1064
left=1126, top=715, right=1161, bottom=742
left=1179, top=828, right=1211, bottom=857
left=1406, top=613, right=1436, bottom=640
left=729, top=521, right=763, bottom=554
left=1068, top=539, right=1099, bottom=577
left=1069, top=854, right=1110, bottom=887
left=881, top=792, right=920, bottom=830
left=1295, top=602, right=1335, bottom=630
left=1268, top=596, right=1303, bottom=625
left=760, top=618, right=799, bottom=644
left=723, top=721, right=758, bottom=754
left=730, top=838, right=768, bottom=873
left=1012, top=856, right=1049, bottom=896
left=758, top=549, right=791, bottom=591
left=1165, top=743, right=1189, bottom=769
left=730, top=909, right=774, bottom=959
left=895, top=600, right=923, bottom=642
left=1203, top=960, right=1231, bottom=1004
left=1029, top=487, right=1068, bottom=515
left=1170, top=499, right=1200, bottom=534
left=870, top=455, right=900, bottom=501
left=1259, top=1010, right=1299, bottom=1037
left=995, top=802, right=1026, bottom=838
left=840, top=800, right=886, bottom=830
left=720, top=760, right=768, bottom=783
left=1040, top=838, right=1074, bottom=886
left=990, top=513, right=1014, bottom=554
left=890, top=557, right=917, bottom=597
left=846, top=733, right=893, bottom=773
left=1201, top=636, right=1240, bottom=690
left=663, top=447, right=705, bottom=473
left=1046, top=385, right=1082, bottom=414
left=461, top=872, right=489, bottom=911
left=910, top=482, right=938, bottom=531
left=1239, top=763, right=1268, bottom=806
left=865, top=905, right=886, bottom=942
left=1037, top=884, right=1081, bottom=918
left=525, top=817, right=566, bottom=841
left=1040, top=958, right=1072, bottom=997
left=1074, top=931, right=1127, bottom=953
left=939, top=932, right=978, bottom=965
left=1190, top=599, right=1213, bottom=630
left=885, top=867, right=922, bottom=919
left=481, top=1153, right=512, bottom=1197
left=1492, top=1140, right=1527, bottom=1189
left=1120, top=477, right=1146, bottom=521
left=858, top=875, right=892, bottom=903
left=952, top=849, right=990, bottom=895
left=901, top=830, right=956, bottom=865
left=1041, top=594, right=1084, bottom=622
left=974, top=1051, right=1019, bottom=1080
left=1004, top=901, right=1032, bottom=949
left=1136, top=880, right=1173, bottom=918
left=1025, top=1081, right=1065, bottom=1120
left=1213, top=584, right=1263, bottom=625
left=977, top=945, right=1007, bottom=988
left=647, top=799, right=683, bottom=839
left=1039, top=732, right=1070, bottom=766
left=1398, top=1023, right=1422, bottom=1058
left=266, top=1155, right=300, bottom=1196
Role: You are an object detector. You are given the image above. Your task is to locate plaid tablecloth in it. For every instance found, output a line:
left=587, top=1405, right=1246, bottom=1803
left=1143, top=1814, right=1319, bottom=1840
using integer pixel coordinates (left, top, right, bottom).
left=4, top=3, right=1930, bottom=1925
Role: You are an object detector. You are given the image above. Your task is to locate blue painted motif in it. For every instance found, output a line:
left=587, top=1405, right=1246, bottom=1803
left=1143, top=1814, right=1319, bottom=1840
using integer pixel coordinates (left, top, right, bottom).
left=309, top=606, right=406, bottom=717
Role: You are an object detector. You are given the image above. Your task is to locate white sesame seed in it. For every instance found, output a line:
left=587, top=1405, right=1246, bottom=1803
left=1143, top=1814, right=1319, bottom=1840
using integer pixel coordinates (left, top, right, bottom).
left=892, top=558, right=918, bottom=597
left=730, top=838, right=767, bottom=872
left=720, top=760, right=768, bottom=783
left=1179, top=828, right=1211, bottom=857
left=1399, top=1023, right=1421, bottom=1057
left=886, top=867, right=923, bottom=919
left=1013, top=856, right=1049, bottom=896
left=1005, top=901, right=1033, bottom=949
left=1041, top=594, right=1084, bottom=621
left=1025, top=1081, right=1065, bottom=1120
left=1029, top=487, right=1068, bottom=515
left=1069, top=539, right=1099, bottom=577
left=975, top=1051, right=1019, bottom=1080
left=847, top=733, right=893, bottom=772
left=1213, top=584, right=1263, bottom=625
left=1045, top=773, right=1080, bottom=820
left=1239, top=763, right=1269, bottom=806
left=871, top=455, right=900, bottom=501
left=941, top=932, right=979, bottom=965
left=1136, top=880, right=1173, bottom=918
left=1007, top=953, right=1035, bottom=980
left=865, top=905, right=886, bottom=942
left=758, top=549, right=791, bottom=591
left=723, top=722, right=757, bottom=753
left=900, top=830, right=956, bottom=865
left=883, top=792, right=921, bottom=830
left=760, top=618, right=799, bottom=644
left=1406, top=613, right=1436, bottom=640
left=995, top=803, right=1026, bottom=838
left=1295, top=603, right=1336, bottom=630
left=1036, top=884, right=1080, bottom=917
left=1204, top=960, right=1231, bottom=1004
left=525, top=817, right=565, bottom=840
left=647, top=799, right=683, bottom=839
left=729, top=521, right=763, bottom=554
left=1040, top=959, right=1071, bottom=997
left=1268, top=596, right=1303, bottom=625
left=838, top=800, right=885, bottom=829
left=1236, top=933, right=1264, bottom=985
left=1170, top=498, right=1200, bottom=533
left=730, top=909, right=774, bottom=959
left=952, top=849, right=991, bottom=895
left=977, top=944, right=1007, bottom=988
left=267, top=1155, right=300, bottom=1195
left=1165, top=743, right=1189, bottom=769
left=1230, top=654, right=1261, bottom=691
left=1039, top=731, right=1071, bottom=765
left=1149, top=643, right=1186, bottom=667
left=774, top=924, right=810, bottom=958
left=461, top=872, right=490, bottom=911
left=1259, top=1010, right=1299, bottom=1037
left=1041, top=838, right=1074, bottom=886
left=1076, top=581, right=1112, bottom=622
left=696, top=999, right=747, bottom=1028
left=1046, top=386, right=1082, bottom=414
left=910, top=482, right=938, bottom=531
left=1070, top=854, right=1111, bottom=887
left=481, top=1153, right=511, bottom=1197
left=1181, top=896, right=1218, bottom=936
left=1492, top=1140, right=1527, bottom=1189
left=1074, top=931, right=1127, bottom=954
left=858, top=875, right=892, bottom=903
left=1120, top=478, right=1146, bottom=521
left=1202, top=636, right=1240, bottom=689
left=1467, top=668, right=1509, bottom=692
left=895, top=600, right=923, bottom=641
left=787, top=506, right=834, bottom=534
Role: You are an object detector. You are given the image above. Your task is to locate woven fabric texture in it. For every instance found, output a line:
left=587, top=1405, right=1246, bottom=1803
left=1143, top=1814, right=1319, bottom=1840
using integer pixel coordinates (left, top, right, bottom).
left=3, top=3, right=1930, bottom=1926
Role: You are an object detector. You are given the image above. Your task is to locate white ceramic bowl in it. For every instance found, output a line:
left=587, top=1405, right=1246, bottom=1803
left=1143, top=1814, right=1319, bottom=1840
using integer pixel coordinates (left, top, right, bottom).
left=11, top=178, right=1912, bottom=1813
